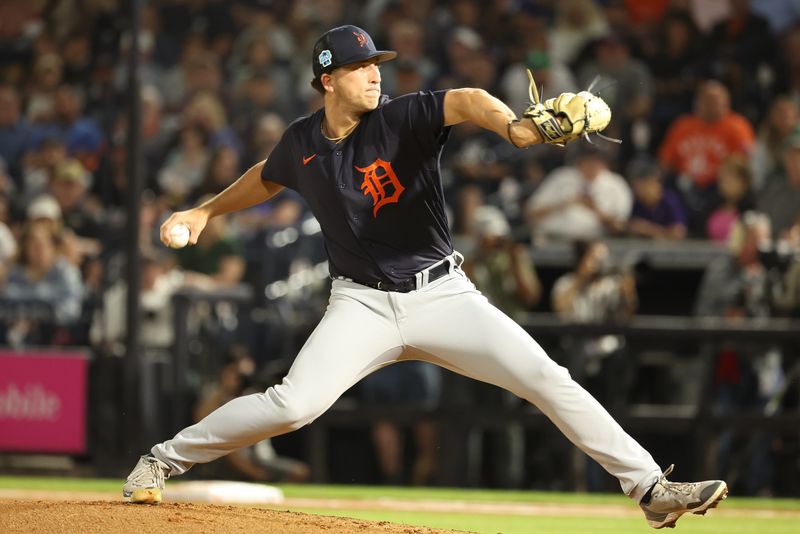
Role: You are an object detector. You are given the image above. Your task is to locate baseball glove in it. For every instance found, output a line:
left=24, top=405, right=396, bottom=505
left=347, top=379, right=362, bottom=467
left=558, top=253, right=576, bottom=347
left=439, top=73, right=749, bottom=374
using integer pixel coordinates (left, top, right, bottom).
left=521, top=70, right=613, bottom=146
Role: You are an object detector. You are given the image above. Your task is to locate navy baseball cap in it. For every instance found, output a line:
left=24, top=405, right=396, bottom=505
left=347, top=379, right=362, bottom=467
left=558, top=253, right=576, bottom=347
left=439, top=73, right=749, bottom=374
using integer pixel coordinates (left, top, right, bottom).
left=311, top=25, right=397, bottom=87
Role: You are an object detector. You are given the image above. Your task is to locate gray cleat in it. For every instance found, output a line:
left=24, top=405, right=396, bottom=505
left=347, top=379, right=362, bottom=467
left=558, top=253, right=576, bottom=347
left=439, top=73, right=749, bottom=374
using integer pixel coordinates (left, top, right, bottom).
left=640, top=464, right=728, bottom=529
left=122, top=455, right=171, bottom=504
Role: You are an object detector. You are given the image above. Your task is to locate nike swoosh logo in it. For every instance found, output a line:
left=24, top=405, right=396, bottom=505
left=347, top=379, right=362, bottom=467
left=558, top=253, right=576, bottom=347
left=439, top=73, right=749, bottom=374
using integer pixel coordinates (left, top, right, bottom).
left=303, top=154, right=317, bottom=165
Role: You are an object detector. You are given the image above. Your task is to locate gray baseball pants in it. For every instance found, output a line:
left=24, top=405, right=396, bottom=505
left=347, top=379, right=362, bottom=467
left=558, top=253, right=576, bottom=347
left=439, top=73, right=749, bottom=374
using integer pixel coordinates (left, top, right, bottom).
left=153, top=259, right=661, bottom=500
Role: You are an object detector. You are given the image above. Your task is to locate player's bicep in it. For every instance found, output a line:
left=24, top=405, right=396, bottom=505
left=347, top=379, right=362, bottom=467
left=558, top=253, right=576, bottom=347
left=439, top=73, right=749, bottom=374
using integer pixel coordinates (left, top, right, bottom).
left=443, top=88, right=473, bottom=126
left=248, top=159, right=284, bottom=199
left=261, top=177, right=285, bottom=200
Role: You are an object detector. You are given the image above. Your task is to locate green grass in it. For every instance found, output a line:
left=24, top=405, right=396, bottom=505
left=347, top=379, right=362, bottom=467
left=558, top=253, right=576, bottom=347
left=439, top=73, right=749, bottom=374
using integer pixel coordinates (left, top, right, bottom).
left=0, top=476, right=121, bottom=492
left=1, top=476, right=798, bottom=533
left=275, top=483, right=800, bottom=510
left=278, top=483, right=633, bottom=504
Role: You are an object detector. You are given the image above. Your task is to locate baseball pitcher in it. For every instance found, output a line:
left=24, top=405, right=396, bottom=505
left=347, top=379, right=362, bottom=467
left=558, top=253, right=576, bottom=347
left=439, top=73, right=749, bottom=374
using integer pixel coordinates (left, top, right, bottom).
left=124, top=25, right=727, bottom=529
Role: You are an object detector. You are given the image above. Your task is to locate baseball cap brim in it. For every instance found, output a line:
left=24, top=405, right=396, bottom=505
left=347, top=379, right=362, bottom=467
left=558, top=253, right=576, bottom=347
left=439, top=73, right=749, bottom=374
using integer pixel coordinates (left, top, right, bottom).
left=310, top=50, right=397, bottom=90
left=360, top=50, right=397, bottom=64
left=327, top=49, right=397, bottom=72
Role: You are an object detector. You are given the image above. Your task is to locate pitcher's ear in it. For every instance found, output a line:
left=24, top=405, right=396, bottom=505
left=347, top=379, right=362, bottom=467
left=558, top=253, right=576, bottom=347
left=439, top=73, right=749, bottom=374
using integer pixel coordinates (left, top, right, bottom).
left=321, top=73, right=334, bottom=93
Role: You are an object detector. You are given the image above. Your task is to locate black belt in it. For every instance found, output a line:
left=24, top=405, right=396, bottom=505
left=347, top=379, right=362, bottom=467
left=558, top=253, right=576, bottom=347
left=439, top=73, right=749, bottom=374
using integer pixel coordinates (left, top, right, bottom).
left=351, top=257, right=454, bottom=293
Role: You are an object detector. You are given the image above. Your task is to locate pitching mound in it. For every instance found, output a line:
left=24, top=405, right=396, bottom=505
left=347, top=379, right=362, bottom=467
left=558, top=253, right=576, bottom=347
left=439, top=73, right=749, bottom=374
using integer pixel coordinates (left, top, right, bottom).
left=0, top=500, right=463, bottom=534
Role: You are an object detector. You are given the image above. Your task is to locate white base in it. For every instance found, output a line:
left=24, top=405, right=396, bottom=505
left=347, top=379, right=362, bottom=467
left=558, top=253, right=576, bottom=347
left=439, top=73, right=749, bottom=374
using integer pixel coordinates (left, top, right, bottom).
left=168, top=481, right=284, bottom=504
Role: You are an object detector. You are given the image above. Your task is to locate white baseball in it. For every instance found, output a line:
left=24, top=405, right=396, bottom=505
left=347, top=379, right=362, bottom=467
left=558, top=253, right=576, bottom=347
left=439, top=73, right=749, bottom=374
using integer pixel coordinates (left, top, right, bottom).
left=578, top=91, right=612, bottom=132
left=168, top=224, right=191, bottom=249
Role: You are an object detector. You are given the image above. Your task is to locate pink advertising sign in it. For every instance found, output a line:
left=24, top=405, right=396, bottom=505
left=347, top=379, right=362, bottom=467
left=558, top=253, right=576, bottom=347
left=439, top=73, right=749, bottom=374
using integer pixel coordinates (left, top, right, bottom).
left=0, top=350, right=88, bottom=453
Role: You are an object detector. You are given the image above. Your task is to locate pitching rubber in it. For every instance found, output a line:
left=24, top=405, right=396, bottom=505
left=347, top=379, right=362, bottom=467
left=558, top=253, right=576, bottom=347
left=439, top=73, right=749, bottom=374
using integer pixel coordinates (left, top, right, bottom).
left=129, top=488, right=162, bottom=505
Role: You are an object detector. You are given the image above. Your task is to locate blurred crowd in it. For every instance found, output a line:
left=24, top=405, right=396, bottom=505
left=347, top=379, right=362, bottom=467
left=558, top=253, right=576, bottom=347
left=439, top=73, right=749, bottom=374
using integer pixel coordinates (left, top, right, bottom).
left=1, top=0, right=800, bottom=493
left=2, top=0, right=800, bottom=337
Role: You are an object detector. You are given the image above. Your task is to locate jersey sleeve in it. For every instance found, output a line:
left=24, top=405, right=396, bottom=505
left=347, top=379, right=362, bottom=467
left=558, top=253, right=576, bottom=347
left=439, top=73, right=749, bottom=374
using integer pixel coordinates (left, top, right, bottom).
left=260, top=130, right=297, bottom=190
left=382, top=90, right=450, bottom=155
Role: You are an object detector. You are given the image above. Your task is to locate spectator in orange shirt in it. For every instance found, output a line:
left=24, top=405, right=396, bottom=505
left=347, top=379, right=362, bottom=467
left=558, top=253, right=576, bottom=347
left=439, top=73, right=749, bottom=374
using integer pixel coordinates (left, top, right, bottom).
left=658, top=80, right=755, bottom=235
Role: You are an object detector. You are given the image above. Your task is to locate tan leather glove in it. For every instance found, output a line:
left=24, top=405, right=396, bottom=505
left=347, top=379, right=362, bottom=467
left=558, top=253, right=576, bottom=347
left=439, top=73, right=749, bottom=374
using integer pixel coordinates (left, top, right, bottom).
left=521, top=70, right=612, bottom=146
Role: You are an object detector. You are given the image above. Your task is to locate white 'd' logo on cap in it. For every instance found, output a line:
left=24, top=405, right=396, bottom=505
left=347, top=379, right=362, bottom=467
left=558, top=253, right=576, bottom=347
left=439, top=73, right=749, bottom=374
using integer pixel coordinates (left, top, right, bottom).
left=319, top=50, right=332, bottom=68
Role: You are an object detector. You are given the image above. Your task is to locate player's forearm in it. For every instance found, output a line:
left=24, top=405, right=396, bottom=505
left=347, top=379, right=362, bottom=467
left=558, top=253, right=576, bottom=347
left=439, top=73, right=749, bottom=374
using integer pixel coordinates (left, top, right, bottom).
left=198, top=161, right=282, bottom=219
left=445, top=88, right=542, bottom=147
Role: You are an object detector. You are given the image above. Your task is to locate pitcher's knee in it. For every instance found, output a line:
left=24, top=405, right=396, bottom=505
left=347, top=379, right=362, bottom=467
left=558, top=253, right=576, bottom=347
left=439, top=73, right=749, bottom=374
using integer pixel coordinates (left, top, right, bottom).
left=547, top=362, right=572, bottom=382
left=264, top=385, right=321, bottom=431
left=517, top=360, right=573, bottom=395
left=283, top=408, right=312, bottom=430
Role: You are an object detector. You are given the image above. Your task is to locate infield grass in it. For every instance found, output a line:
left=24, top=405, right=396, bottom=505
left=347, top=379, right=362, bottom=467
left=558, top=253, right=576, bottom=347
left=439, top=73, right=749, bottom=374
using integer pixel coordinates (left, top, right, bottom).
left=1, top=476, right=798, bottom=533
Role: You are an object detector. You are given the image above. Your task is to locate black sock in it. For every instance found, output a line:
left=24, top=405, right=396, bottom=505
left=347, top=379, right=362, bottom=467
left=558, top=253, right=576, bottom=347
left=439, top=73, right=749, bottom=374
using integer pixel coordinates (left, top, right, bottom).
left=640, top=483, right=656, bottom=505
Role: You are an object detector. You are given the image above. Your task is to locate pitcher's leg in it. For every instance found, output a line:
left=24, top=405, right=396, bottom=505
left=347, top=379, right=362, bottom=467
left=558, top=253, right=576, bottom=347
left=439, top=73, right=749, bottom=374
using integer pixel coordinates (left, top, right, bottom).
left=404, top=277, right=660, bottom=500
left=153, top=283, right=403, bottom=474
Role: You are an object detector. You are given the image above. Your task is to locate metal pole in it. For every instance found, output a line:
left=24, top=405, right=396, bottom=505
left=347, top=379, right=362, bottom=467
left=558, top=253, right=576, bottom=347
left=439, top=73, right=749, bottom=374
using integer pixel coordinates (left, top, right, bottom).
left=124, top=0, right=145, bottom=457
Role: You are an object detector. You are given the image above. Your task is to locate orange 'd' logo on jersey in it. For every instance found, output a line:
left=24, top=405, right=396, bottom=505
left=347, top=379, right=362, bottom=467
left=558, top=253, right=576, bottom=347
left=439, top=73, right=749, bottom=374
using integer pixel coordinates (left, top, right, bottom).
left=355, top=159, right=405, bottom=217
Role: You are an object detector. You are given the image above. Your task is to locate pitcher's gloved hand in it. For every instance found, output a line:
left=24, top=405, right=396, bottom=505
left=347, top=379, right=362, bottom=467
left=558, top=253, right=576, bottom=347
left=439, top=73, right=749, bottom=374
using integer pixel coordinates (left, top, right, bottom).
left=520, top=69, right=612, bottom=146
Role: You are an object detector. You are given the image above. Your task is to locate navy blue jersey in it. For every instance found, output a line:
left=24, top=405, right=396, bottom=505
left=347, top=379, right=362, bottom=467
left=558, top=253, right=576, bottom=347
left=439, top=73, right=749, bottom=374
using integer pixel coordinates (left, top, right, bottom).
left=261, top=90, right=453, bottom=284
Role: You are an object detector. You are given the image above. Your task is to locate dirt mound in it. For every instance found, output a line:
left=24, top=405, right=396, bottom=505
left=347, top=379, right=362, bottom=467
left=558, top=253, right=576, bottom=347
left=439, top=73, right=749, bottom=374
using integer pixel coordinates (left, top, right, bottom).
left=0, top=500, right=465, bottom=534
